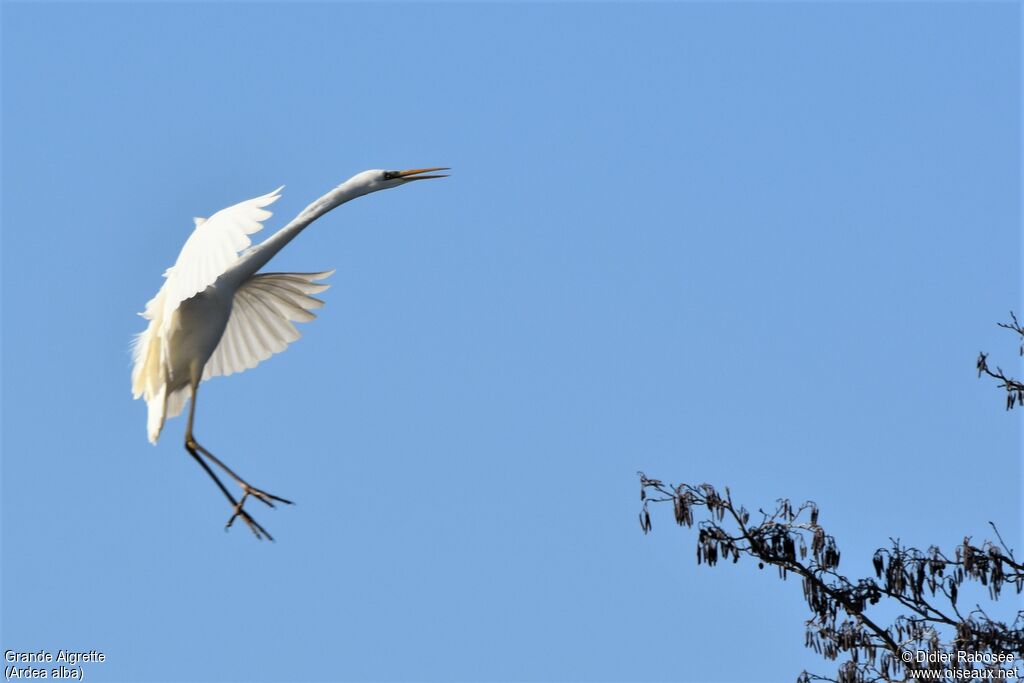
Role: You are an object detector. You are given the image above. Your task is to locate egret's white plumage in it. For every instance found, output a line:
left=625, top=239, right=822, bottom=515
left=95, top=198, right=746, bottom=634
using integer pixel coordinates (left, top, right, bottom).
left=131, top=186, right=290, bottom=443
left=201, top=270, right=334, bottom=381
left=131, top=168, right=447, bottom=539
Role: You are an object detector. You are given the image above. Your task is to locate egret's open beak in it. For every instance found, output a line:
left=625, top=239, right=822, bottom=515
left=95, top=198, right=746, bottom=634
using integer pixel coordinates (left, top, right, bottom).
left=396, top=167, right=450, bottom=181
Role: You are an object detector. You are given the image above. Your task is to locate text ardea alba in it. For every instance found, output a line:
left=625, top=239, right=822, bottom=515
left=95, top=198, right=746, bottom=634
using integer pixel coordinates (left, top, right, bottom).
left=131, top=168, right=447, bottom=539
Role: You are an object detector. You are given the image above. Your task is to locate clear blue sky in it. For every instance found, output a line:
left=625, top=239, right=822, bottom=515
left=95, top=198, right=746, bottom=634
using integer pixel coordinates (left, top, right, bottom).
left=2, top=3, right=1020, bottom=681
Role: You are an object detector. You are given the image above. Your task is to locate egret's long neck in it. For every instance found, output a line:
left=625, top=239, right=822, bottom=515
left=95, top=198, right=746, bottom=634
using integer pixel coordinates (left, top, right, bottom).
left=223, top=178, right=372, bottom=288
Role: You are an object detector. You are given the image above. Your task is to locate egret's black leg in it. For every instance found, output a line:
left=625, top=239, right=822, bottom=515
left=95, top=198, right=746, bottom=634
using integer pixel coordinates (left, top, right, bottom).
left=191, top=441, right=294, bottom=508
left=184, top=383, right=286, bottom=540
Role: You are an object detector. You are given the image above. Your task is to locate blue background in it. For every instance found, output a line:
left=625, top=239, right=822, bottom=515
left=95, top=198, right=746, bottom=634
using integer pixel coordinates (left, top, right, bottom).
left=2, top=3, right=1020, bottom=681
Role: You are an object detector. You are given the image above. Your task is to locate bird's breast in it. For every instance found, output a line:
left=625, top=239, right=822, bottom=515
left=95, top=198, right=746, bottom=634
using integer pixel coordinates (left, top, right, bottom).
left=166, top=286, right=234, bottom=384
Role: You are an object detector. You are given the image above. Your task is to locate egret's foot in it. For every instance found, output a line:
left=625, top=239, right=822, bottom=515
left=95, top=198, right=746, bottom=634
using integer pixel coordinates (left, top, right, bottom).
left=243, top=484, right=294, bottom=509
left=224, top=486, right=294, bottom=541
left=225, top=496, right=273, bottom=540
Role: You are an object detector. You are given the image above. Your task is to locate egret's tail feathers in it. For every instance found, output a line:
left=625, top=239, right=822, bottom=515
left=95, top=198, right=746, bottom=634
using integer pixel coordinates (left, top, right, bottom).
left=166, top=386, right=192, bottom=420
left=147, top=384, right=167, bottom=445
left=145, top=385, right=192, bottom=445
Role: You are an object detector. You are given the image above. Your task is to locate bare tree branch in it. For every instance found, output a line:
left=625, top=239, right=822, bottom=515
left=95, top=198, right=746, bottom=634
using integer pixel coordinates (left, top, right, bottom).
left=977, top=312, right=1024, bottom=410
left=639, top=475, right=1023, bottom=682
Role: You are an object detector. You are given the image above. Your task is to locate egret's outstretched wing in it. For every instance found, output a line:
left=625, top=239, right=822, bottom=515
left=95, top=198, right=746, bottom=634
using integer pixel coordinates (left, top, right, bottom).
left=203, top=271, right=334, bottom=380
left=143, top=187, right=284, bottom=332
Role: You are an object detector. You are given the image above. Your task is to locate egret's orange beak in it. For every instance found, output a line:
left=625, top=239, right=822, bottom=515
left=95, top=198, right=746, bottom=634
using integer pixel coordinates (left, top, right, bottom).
left=396, top=167, right=450, bottom=181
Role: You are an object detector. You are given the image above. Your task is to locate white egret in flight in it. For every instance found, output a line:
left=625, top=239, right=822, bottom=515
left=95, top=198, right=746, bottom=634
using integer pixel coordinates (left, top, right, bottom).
left=131, top=168, right=448, bottom=539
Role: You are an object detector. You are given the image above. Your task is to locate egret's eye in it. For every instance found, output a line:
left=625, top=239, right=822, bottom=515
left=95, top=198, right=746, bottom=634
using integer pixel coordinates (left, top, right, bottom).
left=382, top=171, right=400, bottom=180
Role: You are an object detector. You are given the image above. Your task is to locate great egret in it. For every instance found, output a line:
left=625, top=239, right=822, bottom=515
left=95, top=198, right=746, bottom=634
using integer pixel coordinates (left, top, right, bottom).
left=131, top=168, right=447, bottom=539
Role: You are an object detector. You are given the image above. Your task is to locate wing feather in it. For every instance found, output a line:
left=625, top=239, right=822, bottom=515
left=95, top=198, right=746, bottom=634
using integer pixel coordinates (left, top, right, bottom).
left=230, top=307, right=259, bottom=371
left=224, top=319, right=245, bottom=374
left=154, top=187, right=283, bottom=333
left=236, top=292, right=284, bottom=356
left=201, top=271, right=333, bottom=380
left=248, top=279, right=328, bottom=308
left=245, top=289, right=301, bottom=345
left=250, top=286, right=315, bottom=322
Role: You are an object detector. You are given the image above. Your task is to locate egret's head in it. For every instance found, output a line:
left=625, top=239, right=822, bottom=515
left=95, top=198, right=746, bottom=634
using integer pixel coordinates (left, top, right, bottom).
left=351, top=167, right=449, bottom=195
